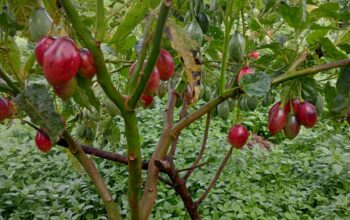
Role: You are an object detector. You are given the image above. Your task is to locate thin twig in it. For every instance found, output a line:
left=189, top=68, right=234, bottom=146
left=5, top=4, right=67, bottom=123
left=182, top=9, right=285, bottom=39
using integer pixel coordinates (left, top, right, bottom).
left=177, top=161, right=209, bottom=173
left=183, top=113, right=211, bottom=180
left=195, top=147, right=233, bottom=206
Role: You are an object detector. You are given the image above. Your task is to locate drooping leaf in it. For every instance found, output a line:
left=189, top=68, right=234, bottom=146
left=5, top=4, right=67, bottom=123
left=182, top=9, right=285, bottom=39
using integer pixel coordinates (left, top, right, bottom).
left=0, top=39, right=21, bottom=77
left=14, top=83, right=64, bottom=143
left=300, top=77, right=319, bottom=105
left=109, top=0, right=161, bottom=46
left=76, top=76, right=100, bottom=111
left=240, top=72, right=271, bottom=97
left=278, top=1, right=306, bottom=30
left=319, top=37, right=347, bottom=60
left=336, top=64, right=350, bottom=95
left=103, top=119, right=120, bottom=146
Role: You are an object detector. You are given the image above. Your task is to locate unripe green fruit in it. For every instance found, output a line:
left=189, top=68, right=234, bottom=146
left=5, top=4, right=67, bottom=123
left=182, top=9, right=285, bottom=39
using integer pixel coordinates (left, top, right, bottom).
left=29, top=7, right=53, bottom=42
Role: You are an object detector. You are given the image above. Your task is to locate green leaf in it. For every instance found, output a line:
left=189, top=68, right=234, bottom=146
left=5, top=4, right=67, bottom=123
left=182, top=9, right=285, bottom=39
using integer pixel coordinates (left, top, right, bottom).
left=309, top=3, right=340, bottom=21
left=103, top=119, right=120, bottom=146
left=109, top=0, right=160, bottom=46
left=332, top=164, right=342, bottom=175
left=76, top=76, right=100, bottom=111
left=336, top=64, right=350, bottom=95
left=300, top=77, right=319, bottom=104
left=278, top=2, right=306, bottom=30
left=14, top=83, right=64, bottom=143
left=240, top=72, right=271, bottom=97
left=0, top=39, right=21, bottom=77
left=319, top=38, right=347, bottom=60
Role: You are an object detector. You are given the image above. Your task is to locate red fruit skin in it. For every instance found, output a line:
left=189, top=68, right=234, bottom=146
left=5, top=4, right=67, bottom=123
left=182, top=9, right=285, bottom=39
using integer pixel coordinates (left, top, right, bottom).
left=79, top=48, right=97, bottom=79
left=35, top=36, right=56, bottom=66
left=238, top=66, right=254, bottom=83
left=248, top=51, right=259, bottom=60
left=140, top=94, right=154, bottom=107
left=297, top=101, right=317, bottom=128
left=43, top=37, right=81, bottom=86
left=156, top=49, right=175, bottom=81
left=269, top=101, right=290, bottom=116
left=268, top=108, right=287, bottom=135
left=0, top=97, right=12, bottom=121
left=228, top=124, right=249, bottom=149
left=129, top=61, right=160, bottom=95
left=53, top=78, right=76, bottom=101
left=283, top=115, right=300, bottom=139
left=35, top=130, right=52, bottom=153
left=285, top=98, right=300, bottom=114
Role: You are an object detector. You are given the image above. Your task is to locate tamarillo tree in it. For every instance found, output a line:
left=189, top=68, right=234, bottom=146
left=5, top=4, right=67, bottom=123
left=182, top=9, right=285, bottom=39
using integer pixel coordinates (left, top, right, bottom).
left=0, top=0, right=350, bottom=219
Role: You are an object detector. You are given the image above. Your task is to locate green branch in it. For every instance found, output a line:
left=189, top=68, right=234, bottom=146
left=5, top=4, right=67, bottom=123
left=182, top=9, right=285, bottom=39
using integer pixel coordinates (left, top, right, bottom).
left=59, top=0, right=126, bottom=113
left=128, top=2, right=171, bottom=108
left=219, top=0, right=235, bottom=95
left=95, top=0, right=106, bottom=43
left=0, top=65, right=20, bottom=94
left=123, top=111, right=142, bottom=220
left=63, top=131, right=122, bottom=220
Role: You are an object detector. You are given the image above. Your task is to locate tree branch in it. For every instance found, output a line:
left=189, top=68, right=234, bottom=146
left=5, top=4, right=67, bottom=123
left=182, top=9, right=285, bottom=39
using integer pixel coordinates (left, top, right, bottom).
left=155, top=159, right=200, bottom=220
left=195, top=147, right=233, bottom=206
left=62, top=131, right=123, bottom=220
left=140, top=89, right=178, bottom=219
left=122, top=111, right=142, bottom=220
left=272, top=59, right=350, bottom=85
left=168, top=92, right=188, bottom=163
left=59, top=0, right=126, bottom=113
left=183, top=113, right=211, bottom=180
left=128, top=2, right=171, bottom=108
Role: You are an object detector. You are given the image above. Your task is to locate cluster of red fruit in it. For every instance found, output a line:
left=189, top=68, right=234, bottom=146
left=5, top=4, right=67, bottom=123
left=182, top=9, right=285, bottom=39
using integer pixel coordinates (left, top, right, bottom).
left=268, top=99, right=317, bottom=139
left=35, top=36, right=97, bottom=100
left=130, top=49, right=175, bottom=107
left=0, top=97, right=14, bottom=121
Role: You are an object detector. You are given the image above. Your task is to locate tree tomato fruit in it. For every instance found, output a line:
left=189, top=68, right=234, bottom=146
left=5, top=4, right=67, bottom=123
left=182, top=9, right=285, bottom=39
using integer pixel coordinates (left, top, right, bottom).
left=43, top=37, right=81, bottom=86
left=140, top=94, right=154, bottom=107
left=248, top=51, right=259, bottom=60
left=238, top=66, right=254, bottom=83
left=34, top=36, right=55, bottom=66
left=35, top=130, right=52, bottom=153
left=53, top=78, right=77, bottom=101
left=129, top=61, right=160, bottom=96
left=228, top=124, right=249, bottom=149
left=79, top=48, right=97, bottom=79
left=268, top=108, right=287, bottom=135
left=156, top=49, right=174, bottom=81
left=297, top=101, right=317, bottom=128
left=0, top=97, right=13, bottom=121
left=283, top=115, right=300, bottom=139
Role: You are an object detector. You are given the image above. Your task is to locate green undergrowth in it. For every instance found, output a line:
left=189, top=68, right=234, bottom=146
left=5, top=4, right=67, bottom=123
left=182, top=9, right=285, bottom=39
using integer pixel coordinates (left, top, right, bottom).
left=0, top=101, right=349, bottom=219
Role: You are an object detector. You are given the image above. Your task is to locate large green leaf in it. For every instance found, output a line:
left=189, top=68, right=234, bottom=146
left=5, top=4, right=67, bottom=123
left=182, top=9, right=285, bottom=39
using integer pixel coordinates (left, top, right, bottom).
left=308, top=3, right=340, bottom=21
left=240, top=72, right=271, bottom=97
left=278, top=1, right=306, bottom=30
left=319, top=37, right=347, bottom=60
left=109, top=0, right=160, bottom=46
left=14, top=83, right=64, bottom=143
left=299, top=77, right=319, bottom=105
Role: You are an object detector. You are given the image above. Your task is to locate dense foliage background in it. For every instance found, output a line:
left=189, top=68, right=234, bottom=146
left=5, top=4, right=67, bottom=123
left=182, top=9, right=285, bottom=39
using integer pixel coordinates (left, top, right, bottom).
left=1, top=99, right=349, bottom=219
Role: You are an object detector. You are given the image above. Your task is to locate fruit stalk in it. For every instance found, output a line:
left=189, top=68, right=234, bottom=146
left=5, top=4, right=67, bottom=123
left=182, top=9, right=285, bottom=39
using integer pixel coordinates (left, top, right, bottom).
left=62, top=131, right=122, bottom=220
left=128, top=2, right=171, bottom=108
